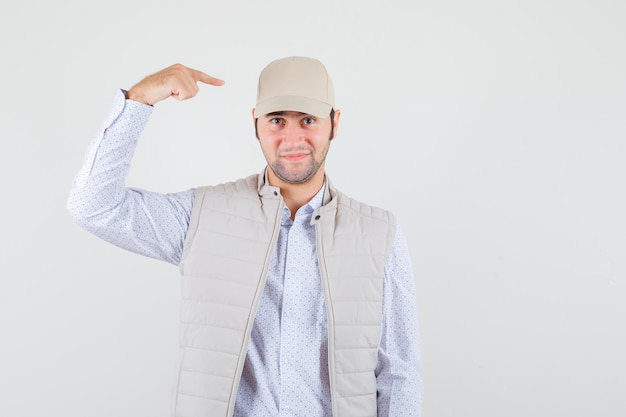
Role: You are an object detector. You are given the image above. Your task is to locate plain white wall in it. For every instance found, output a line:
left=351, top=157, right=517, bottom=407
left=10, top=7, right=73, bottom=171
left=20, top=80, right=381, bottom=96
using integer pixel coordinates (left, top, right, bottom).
left=1, top=0, right=624, bottom=416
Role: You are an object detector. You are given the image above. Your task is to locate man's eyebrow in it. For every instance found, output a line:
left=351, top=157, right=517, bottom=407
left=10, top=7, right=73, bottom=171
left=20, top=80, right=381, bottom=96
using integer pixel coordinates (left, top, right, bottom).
left=265, top=111, right=309, bottom=117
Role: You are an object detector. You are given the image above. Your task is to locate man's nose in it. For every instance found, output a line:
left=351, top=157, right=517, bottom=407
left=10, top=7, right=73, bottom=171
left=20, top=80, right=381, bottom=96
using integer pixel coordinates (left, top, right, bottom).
left=281, top=122, right=304, bottom=143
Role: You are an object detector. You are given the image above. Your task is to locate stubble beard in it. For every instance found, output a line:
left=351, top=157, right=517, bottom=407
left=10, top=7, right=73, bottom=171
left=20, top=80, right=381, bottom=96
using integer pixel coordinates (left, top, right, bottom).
left=270, top=157, right=322, bottom=184
left=270, top=146, right=328, bottom=185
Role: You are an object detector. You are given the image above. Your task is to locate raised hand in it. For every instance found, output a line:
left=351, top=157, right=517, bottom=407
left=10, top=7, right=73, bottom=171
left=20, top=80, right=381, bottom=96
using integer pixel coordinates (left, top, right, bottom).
left=126, top=63, right=225, bottom=106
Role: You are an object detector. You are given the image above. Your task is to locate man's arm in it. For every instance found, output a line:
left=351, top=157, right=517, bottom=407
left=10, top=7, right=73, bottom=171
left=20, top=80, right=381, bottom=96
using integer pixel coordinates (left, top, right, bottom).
left=125, top=63, right=224, bottom=106
left=376, top=225, right=424, bottom=416
left=67, top=65, right=225, bottom=265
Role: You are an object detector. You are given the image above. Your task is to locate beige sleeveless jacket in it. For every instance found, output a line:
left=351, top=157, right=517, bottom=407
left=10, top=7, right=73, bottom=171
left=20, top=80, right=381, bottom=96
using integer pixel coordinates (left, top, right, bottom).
left=175, top=170, right=396, bottom=417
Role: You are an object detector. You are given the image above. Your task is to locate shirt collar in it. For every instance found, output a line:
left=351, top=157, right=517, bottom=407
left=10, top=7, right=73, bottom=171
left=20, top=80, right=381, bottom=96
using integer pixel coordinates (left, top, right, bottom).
left=281, top=181, right=327, bottom=222
left=308, top=182, right=326, bottom=210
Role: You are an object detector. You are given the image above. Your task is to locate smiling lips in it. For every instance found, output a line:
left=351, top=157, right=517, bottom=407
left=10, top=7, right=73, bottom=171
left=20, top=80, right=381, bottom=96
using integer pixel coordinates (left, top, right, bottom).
left=280, top=149, right=311, bottom=162
left=282, top=153, right=309, bottom=162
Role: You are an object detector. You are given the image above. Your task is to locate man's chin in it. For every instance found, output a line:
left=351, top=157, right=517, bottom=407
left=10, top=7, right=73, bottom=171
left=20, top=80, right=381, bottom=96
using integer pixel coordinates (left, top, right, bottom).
left=271, top=166, right=317, bottom=185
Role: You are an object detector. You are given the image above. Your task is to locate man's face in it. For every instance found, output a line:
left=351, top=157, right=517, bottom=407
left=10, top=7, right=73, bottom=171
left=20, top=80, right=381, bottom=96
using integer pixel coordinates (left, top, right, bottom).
left=254, top=110, right=340, bottom=186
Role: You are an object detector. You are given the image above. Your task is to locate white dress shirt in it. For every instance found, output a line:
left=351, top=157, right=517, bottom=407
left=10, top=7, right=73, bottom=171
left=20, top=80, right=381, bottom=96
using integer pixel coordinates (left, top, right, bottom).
left=67, top=90, right=423, bottom=416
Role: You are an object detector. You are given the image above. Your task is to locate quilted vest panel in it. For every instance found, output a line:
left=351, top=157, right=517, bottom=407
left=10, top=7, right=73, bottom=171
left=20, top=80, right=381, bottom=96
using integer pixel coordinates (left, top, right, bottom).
left=176, top=172, right=396, bottom=417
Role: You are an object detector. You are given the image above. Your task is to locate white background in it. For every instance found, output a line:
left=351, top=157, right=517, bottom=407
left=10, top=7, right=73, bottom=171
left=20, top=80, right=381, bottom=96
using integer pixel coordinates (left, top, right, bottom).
left=1, top=1, right=625, bottom=416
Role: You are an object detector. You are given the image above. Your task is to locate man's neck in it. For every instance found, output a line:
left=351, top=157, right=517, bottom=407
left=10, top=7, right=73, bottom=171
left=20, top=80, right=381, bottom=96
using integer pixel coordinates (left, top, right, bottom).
left=268, top=169, right=325, bottom=220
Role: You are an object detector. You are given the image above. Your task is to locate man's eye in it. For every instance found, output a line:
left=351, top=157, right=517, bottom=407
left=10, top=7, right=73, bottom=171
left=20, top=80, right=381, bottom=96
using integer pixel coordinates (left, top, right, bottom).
left=303, top=117, right=316, bottom=125
left=270, top=118, right=282, bottom=124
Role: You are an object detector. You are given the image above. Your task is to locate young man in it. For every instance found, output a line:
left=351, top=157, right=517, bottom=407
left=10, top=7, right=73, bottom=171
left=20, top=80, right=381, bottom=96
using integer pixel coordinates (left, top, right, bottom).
left=67, top=56, right=422, bottom=417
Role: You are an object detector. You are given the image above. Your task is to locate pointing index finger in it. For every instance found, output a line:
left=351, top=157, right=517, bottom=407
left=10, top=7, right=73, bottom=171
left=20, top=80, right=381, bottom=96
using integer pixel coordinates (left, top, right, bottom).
left=190, top=68, right=225, bottom=86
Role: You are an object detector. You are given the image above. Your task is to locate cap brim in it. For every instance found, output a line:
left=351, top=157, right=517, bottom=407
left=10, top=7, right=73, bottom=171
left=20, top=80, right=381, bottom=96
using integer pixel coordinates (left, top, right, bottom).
left=254, top=95, right=332, bottom=119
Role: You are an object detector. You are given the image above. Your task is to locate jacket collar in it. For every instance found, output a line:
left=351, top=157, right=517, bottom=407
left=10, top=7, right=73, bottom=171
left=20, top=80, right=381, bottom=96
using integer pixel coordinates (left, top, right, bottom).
left=256, top=166, right=338, bottom=208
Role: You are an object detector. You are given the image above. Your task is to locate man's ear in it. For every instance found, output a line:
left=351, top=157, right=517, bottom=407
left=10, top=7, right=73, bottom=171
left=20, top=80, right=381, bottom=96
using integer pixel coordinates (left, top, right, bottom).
left=331, top=109, right=341, bottom=141
left=252, top=108, right=259, bottom=140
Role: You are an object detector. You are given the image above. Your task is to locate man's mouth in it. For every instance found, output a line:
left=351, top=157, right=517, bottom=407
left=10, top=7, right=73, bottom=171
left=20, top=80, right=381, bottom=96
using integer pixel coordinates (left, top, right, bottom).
left=282, top=153, right=309, bottom=162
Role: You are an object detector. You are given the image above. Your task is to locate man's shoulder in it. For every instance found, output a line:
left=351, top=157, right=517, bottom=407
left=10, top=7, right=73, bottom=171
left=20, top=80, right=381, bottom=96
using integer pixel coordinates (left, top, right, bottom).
left=331, top=187, right=397, bottom=226
left=196, top=173, right=260, bottom=194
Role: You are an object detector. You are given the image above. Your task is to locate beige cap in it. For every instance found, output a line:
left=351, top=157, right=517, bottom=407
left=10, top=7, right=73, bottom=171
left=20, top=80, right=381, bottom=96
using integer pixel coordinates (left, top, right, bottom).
left=253, top=56, right=335, bottom=119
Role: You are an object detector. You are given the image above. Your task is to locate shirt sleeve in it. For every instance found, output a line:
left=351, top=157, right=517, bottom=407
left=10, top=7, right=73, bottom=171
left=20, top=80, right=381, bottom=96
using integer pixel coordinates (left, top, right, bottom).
left=66, top=89, right=195, bottom=266
left=376, top=225, right=424, bottom=416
